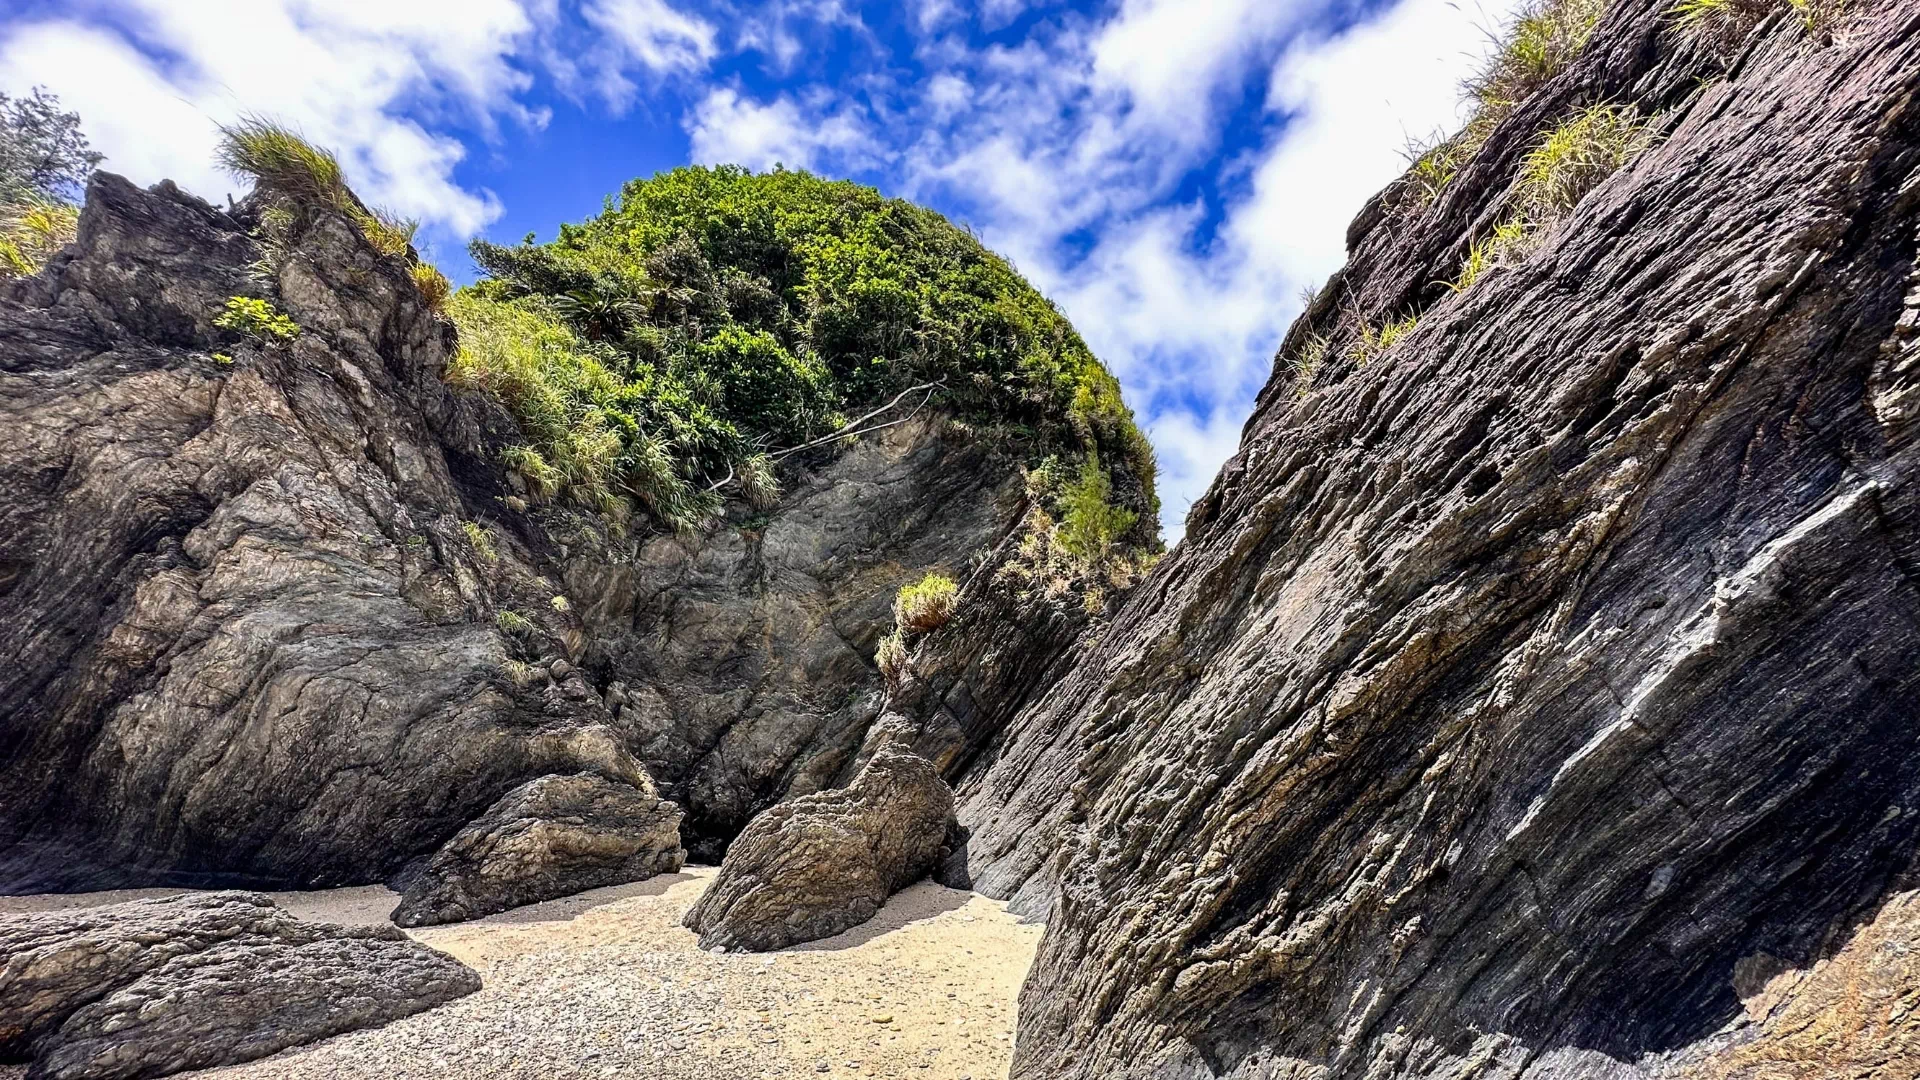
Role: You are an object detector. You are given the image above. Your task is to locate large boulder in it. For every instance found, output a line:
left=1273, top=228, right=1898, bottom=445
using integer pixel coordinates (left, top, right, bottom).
left=390, top=772, right=686, bottom=928
left=683, top=746, right=955, bottom=951
left=0, top=891, right=477, bottom=1078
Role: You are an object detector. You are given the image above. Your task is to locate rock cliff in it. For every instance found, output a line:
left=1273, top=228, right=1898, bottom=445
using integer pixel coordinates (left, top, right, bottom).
left=0, top=160, right=1151, bottom=890
left=981, top=0, right=1920, bottom=1077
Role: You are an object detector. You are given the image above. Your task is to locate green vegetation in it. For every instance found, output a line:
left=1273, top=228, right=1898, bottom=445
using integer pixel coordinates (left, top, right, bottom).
left=0, top=88, right=99, bottom=281
left=461, top=520, right=498, bottom=563
left=0, top=199, right=78, bottom=280
left=1444, top=106, right=1652, bottom=297
left=495, top=609, right=535, bottom=636
left=1349, top=314, right=1421, bottom=367
left=1670, top=0, right=1840, bottom=43
left=1056, top=455, right=1139, bottom=563
left=214, top=295, right=300, bottom=342
left=1515, top=104, right=1653, bottom=220
left=454, top=165, right=1157, bottom=541
left=216, top=118, right=452, bottom=313
left=550, top=595, right=572, bottom=613
left=893, top=573, right=959, bottom=634
left=874, top=629, right=908, bottom=684
left=410, top=262, right=452, bottom=313
left=1397, top=0, right=1605, bottom=210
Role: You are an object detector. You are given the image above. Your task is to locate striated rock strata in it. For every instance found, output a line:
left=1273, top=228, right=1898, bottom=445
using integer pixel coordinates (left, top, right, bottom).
left=390, top=771, right=685, bottom=928
left=683, top=745, right=956, bottom=951
left=982, top=1, right=1920, bottom=1077
left=1, top=891, right=477, bottom=1079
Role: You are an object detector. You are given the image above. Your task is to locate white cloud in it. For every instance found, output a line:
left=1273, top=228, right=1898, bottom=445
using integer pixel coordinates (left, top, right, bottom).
left=686, top=86, right=878, bottom=172
left=0, top=0, right=716, bottom=237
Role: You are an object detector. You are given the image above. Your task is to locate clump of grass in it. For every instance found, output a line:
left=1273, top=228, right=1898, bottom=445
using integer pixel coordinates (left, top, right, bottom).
left=1286, top=332, right=1331, bottom=397
left=360, top=208, right=418, bottom=257
left=213, top=295, right=299, bottom=342
left=1671, top=0, right=1840, bottom=45
left=410, top=262, right=451, bottom=314
left=217, top=118, right=447, bottom=276
left=894, top=573, right=959, bottom=634
left=1348, top=313, right=1421, bottom=367
left=1445, top=220, right=1540, bottom=293
left=550, top=595, right=571, bottom=613
left=1465, top=0, right=1607, bottom=128
left=1514, top=104, right=1654, bottom=221
left=211, top=352, right=234, bottom=366
left=737, top=452, right=781, bottom=511
left=1397, top=0, right=1606, bottom=211
left=500, top=658, right=541, bottom=687
left=495, top=609, right=535, bottom=636
left=875, top=629, right=908, bottom=685
left=461, top=519, right=498, bottom=563
left=217, top=117, right=348, bottom=211
left=0, top=198, right=79, bottom=280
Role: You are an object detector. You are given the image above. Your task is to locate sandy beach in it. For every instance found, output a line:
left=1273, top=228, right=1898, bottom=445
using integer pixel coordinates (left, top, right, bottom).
left=1, top=867, right=1041, bottom=1079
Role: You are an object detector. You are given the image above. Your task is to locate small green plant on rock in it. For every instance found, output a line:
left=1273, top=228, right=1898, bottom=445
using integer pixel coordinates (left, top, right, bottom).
left=875, top=629, right=908, bottom=684
left=410, top=262, right=451, bottom=314
left=214, top=295, right=299, bottom=342
left=1056, top=454, right=1139, bottom=563
left=1348, top=313, right=1421, bottom=368
left=894, top=573, right=959, bottom=634
left=0, top=199, right=78, bottom=280
left=461, top=520, right=498, bottom=563
left=495, top=609, right=535, bottom=636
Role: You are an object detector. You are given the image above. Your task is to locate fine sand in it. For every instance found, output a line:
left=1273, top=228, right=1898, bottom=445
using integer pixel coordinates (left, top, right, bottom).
left=0, top=866, right=1042, bottom=1080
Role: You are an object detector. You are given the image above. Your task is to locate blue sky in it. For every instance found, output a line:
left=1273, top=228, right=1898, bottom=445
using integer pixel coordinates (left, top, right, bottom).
left=0, top=0, right=1521, bottom=538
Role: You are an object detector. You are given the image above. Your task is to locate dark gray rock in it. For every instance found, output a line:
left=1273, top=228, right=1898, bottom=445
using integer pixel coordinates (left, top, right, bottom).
left=390, top=772, right=686, bottom=928
left=566, top=414, right=1028, bottom=862
left=0, top=891, right=476, bottom=1078
left=0, top=174, right=653, bottom=892
left=984, top=3, right=1920, bottom=1078
left=683, top=746, right=955, bottom=951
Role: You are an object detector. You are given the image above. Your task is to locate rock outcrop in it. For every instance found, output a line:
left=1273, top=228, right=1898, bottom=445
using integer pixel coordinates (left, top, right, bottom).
left=683, top=746, right=956, bottom=951
left=0, top=173, right=645, bottom=892
left=1, top=891, right=477, bottom=1078
left=567, top=415, right=1025, bottom=862
left=390, top=771, right=685, bottom=927
left=977, top=1, right=1920, bottom=1077
left=0, top=166, right=1122, bottom=888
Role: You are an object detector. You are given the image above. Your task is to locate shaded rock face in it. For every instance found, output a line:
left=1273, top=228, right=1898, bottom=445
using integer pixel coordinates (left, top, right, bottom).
left=983, top=4, right=1920, bottom=1078
left=390, top=772, right=685, bottom=928
left=0, top=174, right=642, bottom=892
left=1, top=891, right=477, bottom=1079
left=683, top=746, right=955, bottom=951
left=567, top=415, right=1024, bottom=862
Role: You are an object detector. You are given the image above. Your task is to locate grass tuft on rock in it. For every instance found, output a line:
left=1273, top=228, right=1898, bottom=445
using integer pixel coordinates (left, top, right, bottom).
left=0, top=198, right=77, bottom=280
left=894, top=573, right=959, bottom=635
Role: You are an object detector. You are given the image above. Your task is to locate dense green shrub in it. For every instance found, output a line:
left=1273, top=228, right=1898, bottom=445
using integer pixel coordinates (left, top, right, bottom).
left=457, top=165, right=1158, bottom=542
left=0, top=88, right=99, bottom=281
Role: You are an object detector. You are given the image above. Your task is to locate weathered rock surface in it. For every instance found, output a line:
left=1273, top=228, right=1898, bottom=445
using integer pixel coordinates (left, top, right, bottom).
left=390, top=772, right=685, bottom=928
left=980, top=2, right=1920, bottom=1078
left=567, top=414, right=1028, bottom=862
left=683, top=746, right=956, bottom=951
left=0, top=174, right=645, bottom=892
left=0, top=167, right=1095, bottom=886
left=0, top=891, right=477, bottom=1078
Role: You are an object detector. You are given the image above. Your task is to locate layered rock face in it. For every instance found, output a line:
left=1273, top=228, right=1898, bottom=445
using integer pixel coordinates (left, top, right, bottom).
left=0, top=175, right=644, bottom=892
left=683, top=745, right=956, bottom=951
left=988, top=2, right=1920, bottom=1077
left=567, top=414, right=1024, bottom=862
left=391, top=772, right=685, bottom=928
left=2, top=891, right=477, bottom=1079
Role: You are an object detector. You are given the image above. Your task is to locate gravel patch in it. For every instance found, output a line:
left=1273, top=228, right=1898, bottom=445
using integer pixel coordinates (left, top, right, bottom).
left=1, top=867, right=1039, bottom=1080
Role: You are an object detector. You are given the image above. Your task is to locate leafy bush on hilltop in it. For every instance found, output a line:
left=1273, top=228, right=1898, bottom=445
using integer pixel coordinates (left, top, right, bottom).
left=455, top=165, right=1159, bottom=545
